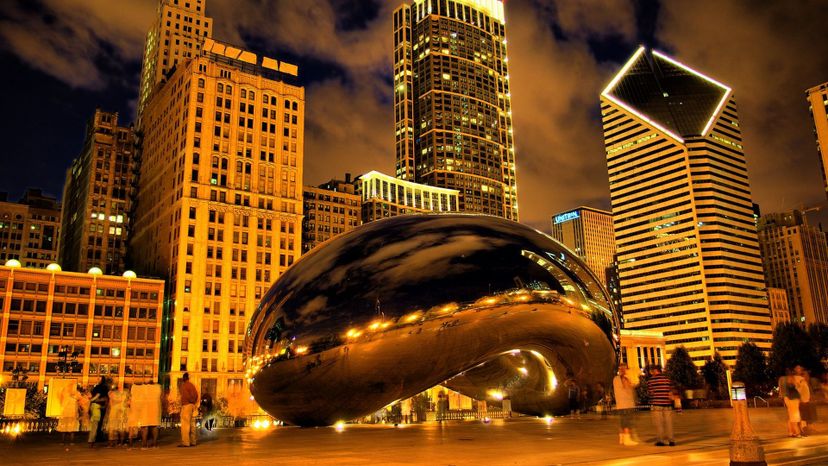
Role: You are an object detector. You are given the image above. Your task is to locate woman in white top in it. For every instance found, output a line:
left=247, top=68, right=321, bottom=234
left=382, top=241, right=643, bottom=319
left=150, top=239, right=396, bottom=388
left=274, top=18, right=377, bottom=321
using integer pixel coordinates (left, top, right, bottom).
left=613, top=364, right=638, bottom=446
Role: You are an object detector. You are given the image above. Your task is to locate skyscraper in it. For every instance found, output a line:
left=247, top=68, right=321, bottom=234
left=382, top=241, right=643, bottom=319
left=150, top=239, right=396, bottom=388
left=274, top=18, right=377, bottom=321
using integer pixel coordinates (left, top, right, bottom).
left=0, top=189, right=61, bottom=268
left=393, top=0, right=518, bottom=220
left=131, top=37, right=303, bottom=399
left=137, top=0, right=213, bottom=121
left=758, top=210, right=828, bottom=324
left=549, top=206, right=615, bottom=288
left=60, top=109, right=135, bottom=275
left=602, top=47, right=772, bottom=363
left=806, top=82, right=828, bottom=200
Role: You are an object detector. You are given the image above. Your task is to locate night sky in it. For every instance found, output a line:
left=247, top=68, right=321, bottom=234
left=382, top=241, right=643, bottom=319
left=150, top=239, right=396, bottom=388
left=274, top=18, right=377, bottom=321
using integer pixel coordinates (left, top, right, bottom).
left=1, top=0, right=827, bottom=229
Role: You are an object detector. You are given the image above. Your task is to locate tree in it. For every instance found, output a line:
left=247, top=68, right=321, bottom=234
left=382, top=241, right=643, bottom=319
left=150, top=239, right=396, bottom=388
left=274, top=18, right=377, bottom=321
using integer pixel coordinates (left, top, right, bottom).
left=733, top=342, right=772, bottom=397
left=665, top=346, right=703, bottom=392
left=770, top=322, right=821, bottom=377
left=807, top=323, right=828, bottom=376
left=701, top=353, right=729, bottom=400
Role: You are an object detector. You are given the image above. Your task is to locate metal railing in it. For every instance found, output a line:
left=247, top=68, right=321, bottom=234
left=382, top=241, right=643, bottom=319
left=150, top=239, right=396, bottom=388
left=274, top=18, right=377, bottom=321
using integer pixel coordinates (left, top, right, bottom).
left=753, top=396, right=769, bottom=408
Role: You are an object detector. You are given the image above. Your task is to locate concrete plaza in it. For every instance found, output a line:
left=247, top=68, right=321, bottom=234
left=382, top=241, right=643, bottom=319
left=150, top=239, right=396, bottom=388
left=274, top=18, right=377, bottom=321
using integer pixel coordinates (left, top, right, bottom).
left=1, top=407, right=827, bottom=465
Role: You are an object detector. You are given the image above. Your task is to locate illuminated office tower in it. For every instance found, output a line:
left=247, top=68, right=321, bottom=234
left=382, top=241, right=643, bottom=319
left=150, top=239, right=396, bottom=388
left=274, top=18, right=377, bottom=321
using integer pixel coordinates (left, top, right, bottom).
left=356, top=170, right=459, bottom=223
left=131, top=37, right=303, bottom=399
left=0, top=263, right=163, bottom=390
left=393, top=0, right=518, bottom=220
left=549, top=206, right=615, bottom=288
left=60, top=110, right=135, bottom=275
left=137, top=0, right=213, bottom=121
left=0, top=190, right=61, bottom=268
left=602, top=47, right=771, bottom=363
left=302, top=175, right=361, bottom=254
left=758, top=210, right=828, bottom=324
left=806, top=82, right=828, bottom=199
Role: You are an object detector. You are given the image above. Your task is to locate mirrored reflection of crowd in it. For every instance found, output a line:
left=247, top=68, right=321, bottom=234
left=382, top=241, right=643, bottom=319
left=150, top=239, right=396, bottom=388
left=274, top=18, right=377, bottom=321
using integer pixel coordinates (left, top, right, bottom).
left=54, top=377, right=167, bottom=450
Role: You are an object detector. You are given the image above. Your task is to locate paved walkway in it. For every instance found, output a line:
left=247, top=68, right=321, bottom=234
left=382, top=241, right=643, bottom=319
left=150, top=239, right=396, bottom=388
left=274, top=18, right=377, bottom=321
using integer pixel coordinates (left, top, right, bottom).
left=1, top=407, right=827, bottom=465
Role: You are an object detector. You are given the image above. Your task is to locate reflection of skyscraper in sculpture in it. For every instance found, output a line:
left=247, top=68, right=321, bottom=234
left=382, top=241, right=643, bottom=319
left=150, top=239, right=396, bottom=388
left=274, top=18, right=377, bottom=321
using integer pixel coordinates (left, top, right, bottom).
left=393, top=0, right=518, bottom=220
left=601, top=47, right=772, bottom=364
left=550, top=206, right=615, bottom=289
left=806, top=82, right=828, bottom=200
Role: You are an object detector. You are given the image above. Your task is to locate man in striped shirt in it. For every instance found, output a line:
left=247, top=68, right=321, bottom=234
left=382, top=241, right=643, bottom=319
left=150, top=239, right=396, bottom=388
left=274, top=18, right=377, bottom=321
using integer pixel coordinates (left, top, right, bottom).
left=647, top=365, right=675, bottom=446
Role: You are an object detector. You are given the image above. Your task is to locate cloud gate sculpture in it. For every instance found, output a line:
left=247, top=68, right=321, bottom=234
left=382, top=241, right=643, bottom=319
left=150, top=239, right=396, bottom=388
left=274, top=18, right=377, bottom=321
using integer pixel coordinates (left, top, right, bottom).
left=246, top=214, right=619, bottom=426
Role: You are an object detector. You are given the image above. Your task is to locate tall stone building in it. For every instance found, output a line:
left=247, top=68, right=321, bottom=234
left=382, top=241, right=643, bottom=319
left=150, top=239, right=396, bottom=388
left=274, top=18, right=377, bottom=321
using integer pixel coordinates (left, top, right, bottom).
left=549, top=206, right=615, bottom=288
left=302, top=175, right=361, bottom=254
left=60, top=110, right=135, bottom=275
left=0, top=190, right=61, bottom=268
left=137, top=0, right=213, bottom=121
left=393, top=0, right=518, bottom=219
left=602, top=47, right=771, bottom=363
left=806, top=82, right=828, bottom=200
left=131, top=36, right=303, bottom=399
left=758, top=210, right=828, bottom=324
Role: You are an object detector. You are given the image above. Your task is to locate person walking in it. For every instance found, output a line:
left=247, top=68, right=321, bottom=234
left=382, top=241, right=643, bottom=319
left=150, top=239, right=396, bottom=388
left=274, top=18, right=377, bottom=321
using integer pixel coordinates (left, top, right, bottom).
left=779, top=368, right=802, bottom=437
left=105, top=384, right=128, bottom=447
left=78, top=388, right=91, bottom=434
left=178, top=373, right=199, bottom=447
left=88, top=376, right=110, bottom=448
left=613, top=364, right=638, bottom=446
left=795, top=366, right=813, bottom=435
left=564, top=375, right=580, bottom=419
left=646, top=365, right=675, bottom=446
left=56, top=384, right=80, bottom=448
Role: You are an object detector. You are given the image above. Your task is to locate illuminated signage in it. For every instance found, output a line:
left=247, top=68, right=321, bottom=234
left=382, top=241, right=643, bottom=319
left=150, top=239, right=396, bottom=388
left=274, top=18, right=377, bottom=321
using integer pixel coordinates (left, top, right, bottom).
left=553, top=211, right=580, bottom=224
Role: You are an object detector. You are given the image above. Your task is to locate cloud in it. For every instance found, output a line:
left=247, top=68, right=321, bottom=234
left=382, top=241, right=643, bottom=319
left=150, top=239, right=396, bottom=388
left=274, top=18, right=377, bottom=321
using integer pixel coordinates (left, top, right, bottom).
left=654, top=0, right=828, bottom=213
left=507, top=1, right=634, bottom=227
left=0, top=0, right=152, bottom=89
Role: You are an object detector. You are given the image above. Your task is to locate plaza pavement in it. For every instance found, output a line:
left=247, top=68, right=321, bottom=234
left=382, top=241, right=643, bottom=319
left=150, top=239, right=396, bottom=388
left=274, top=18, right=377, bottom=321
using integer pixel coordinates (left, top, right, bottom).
left=1, top=406, right=827, bottom=465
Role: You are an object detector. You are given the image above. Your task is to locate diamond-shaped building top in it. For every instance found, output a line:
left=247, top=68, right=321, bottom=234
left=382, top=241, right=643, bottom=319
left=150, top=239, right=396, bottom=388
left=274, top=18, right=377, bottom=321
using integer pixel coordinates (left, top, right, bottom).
left=602, top=47, right=731, bottom=140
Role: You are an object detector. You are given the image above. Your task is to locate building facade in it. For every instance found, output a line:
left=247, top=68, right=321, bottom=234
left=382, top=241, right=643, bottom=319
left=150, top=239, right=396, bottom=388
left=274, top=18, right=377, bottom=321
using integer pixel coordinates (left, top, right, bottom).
left=131, top=37, right=303, bottom=399
left=618, top=329, right=667, bottom=383
left=0, top=263, right=163, bottom=389
left=60, top=110, right=136, bottom=275
left=758, top=210, right=828, bottom=324
left=302, top=175, right=361, bottom=254
left=806, top=82, right=828, bottom=200
left=602, top=47, right=772, bottom=363
left=767, top=287, right=791, bottom=329
left=356, top=170, right=459, bottom=223
left=0, top=190, right=61, bottom=269
left=393, top=0, right=518, bottom=220
left=549, top=207, right=615, bottom=288
left=137, top=0, right=214, bottom=121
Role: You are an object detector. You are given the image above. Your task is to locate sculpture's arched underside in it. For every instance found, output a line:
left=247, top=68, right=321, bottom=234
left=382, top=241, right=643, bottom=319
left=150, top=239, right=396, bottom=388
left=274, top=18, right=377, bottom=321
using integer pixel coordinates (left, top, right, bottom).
left=246, top=214, right=619, bottom=426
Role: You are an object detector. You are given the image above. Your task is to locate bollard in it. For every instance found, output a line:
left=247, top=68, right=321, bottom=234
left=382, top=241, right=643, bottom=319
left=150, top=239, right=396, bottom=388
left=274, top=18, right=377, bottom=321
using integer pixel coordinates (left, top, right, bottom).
left=729, top=382, right=766, bottom=466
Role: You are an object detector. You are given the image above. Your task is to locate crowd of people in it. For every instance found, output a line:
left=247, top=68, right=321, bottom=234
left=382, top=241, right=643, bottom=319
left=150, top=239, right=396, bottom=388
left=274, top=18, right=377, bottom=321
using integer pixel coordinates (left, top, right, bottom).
left=606, top=363, right=825, bottom=447
left=53, top=372, right=207, bottom=450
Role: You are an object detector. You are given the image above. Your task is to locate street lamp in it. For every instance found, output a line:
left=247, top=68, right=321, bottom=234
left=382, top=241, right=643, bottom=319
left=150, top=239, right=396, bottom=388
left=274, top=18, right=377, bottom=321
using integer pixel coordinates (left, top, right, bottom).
left=56, top=346, right=80, bottom=376
left=729, top=381, right=766, bottom=466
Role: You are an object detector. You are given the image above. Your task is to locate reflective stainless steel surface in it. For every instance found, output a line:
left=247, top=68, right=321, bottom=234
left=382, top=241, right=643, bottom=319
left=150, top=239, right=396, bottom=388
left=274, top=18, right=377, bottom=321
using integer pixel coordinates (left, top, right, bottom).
left=246, top=214, right=619, bottom=426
